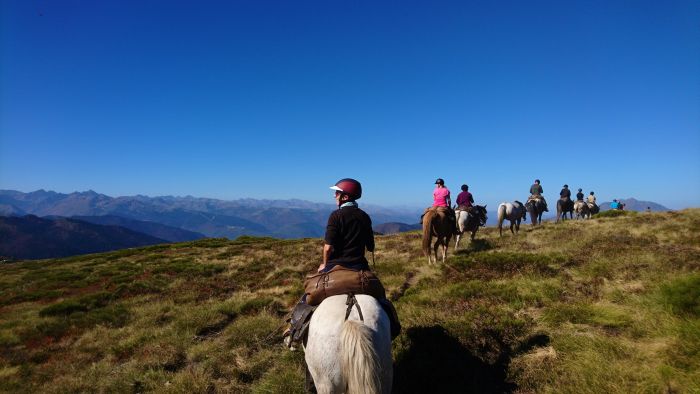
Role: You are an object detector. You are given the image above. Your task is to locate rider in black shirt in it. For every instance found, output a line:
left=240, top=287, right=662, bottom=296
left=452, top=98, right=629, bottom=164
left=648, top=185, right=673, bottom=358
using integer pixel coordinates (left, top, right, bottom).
left=560, top=184, right=572, bottom=200
left=319, top=179, right=374, bottom=272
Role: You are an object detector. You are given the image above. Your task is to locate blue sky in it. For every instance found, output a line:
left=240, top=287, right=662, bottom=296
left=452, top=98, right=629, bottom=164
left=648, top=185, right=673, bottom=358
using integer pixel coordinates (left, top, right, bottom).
left=1, top=0, right=699, bottom=210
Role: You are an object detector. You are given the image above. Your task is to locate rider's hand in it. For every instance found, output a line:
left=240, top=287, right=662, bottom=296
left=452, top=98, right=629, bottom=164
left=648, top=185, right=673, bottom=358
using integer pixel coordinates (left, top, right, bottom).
left=317, top=263, right=326, bottom=272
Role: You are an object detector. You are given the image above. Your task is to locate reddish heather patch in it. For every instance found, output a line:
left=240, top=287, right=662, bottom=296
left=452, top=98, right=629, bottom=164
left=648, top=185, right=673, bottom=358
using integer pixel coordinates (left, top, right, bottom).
left=25, top=335, right=56, bottom=350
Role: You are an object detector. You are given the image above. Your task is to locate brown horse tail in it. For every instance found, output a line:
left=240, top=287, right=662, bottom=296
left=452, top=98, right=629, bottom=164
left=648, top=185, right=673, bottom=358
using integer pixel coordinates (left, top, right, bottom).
left=422, top=209, right=433, bottom=254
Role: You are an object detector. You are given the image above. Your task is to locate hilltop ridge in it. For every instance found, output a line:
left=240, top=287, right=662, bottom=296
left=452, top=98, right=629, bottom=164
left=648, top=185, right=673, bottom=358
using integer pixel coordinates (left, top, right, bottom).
left=1, top=209, right=698, bottom=392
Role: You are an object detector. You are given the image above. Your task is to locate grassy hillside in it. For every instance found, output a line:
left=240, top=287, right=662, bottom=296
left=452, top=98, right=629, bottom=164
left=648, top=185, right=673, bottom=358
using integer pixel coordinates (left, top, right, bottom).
left=1, top=210, right=698, bottom=393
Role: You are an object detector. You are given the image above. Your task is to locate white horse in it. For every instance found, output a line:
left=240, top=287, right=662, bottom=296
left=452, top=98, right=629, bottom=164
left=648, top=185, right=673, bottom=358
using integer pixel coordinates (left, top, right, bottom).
left=574, top=200, right=591, bottom=219
left=454, top=205, right=487, bottom=251
left=305, top=294, right=393, bottom=394
left=497, top=201, right=526, bottom=236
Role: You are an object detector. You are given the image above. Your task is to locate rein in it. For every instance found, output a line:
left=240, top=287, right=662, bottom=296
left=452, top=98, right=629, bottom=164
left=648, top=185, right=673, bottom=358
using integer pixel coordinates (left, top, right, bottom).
left=344, top=293, right=364, bottom=322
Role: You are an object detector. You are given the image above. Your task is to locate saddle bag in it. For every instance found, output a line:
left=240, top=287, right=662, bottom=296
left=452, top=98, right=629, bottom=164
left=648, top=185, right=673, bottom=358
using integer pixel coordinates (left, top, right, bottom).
left=304, top=265, right=386, bottom=306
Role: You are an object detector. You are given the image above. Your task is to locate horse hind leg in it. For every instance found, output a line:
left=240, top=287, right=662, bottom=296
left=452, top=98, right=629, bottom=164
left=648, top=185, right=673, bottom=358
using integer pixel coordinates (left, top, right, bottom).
left=433, top=241, right=440, bottom=265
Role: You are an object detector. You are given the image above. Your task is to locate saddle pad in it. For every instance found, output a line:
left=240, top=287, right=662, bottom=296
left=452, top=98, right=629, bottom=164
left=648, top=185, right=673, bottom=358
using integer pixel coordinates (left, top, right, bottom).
left=304, top=265, right=386, bottom=306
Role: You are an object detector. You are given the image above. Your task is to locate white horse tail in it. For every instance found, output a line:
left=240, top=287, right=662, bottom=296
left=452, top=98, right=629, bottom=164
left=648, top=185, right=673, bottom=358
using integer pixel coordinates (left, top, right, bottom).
left=497, top=203, right=507, bottom=235
left=497, top=203, right=506, bottom=224
left=340, top=319, right=382, bottom=394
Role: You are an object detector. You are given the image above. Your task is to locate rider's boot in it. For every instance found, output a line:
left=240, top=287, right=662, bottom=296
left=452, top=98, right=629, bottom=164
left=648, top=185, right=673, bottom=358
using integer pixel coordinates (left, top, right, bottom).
left=283, top=295, right=314, bottom=351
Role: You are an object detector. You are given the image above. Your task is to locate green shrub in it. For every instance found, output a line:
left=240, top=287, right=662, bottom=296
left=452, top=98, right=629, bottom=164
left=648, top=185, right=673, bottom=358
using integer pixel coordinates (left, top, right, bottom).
left=661, top=274, right=700, bottom=317
left=449, top=251, right=563, bottom=279
left=39, top=292, right=113, bottom=317
left=667, top=319, right=700, bottom=370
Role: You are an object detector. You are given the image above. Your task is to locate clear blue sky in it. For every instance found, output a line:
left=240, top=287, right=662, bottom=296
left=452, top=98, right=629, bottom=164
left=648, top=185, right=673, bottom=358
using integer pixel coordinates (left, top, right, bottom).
left=1, top=1, right=699, bottom=210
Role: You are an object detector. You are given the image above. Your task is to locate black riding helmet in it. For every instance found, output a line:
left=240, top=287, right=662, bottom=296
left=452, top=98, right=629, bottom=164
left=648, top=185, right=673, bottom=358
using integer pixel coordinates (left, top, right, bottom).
left=435, top=178, right=445, bottom=185
left=461, top=184, right=468, bottom=191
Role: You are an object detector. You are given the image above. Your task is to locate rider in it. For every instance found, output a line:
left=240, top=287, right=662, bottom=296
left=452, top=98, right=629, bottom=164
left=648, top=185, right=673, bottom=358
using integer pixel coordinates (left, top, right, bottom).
left=430, top=178, right=458, bottom=234
left=576, top=188, right=584, bottom=201
left=560, top=184, right=572, bottom=200
left=587, top=191, right=597, bottom=205
left=529, top=179, right=549, bottom=212
left=284, top=179, right=400, bottom=350
left=610, top=199, right=619, bottom=209
left=320, top=178, right=374, bottom=273
left=456, top=184, right=474, bottom=210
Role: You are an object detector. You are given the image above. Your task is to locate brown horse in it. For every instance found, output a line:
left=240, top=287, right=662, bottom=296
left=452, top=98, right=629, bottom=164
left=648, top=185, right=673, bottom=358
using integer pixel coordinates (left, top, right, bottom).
left=556, top=198, right=574, bottom=222
left=422, top=207, right=453, bottom=265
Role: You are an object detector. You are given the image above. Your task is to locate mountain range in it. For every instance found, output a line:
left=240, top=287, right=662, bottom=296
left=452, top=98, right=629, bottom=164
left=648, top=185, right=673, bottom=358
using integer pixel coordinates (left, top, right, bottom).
left=0, top=189, right=421, bottom=239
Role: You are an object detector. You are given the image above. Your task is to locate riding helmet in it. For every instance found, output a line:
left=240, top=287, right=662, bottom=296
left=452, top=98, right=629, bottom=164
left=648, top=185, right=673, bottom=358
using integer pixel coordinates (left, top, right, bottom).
left=330, top=178, right=362, bottom=200
left=578, top=188, right=582, bottom=192
left=435, top=178, right=445, bottom=185
left=535, top=179, right=540, bottom=184
left=461, top=184, right=468, bottom=191
left=563, top=184, right=568, bottom=188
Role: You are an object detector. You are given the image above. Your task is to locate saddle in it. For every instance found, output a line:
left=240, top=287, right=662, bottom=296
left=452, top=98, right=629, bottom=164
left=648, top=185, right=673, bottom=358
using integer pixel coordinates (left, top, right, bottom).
left=286, top=266, right=401, bottom=348
left=527, top=195, right=543, bottom=203
left=455, top=205, right=473, bottom=212
left=304, top=265, right=386, bottom=306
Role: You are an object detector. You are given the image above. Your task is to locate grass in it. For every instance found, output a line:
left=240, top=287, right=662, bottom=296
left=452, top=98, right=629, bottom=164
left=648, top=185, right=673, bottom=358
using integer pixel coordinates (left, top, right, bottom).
left=0, top=209, right=698, bottom=392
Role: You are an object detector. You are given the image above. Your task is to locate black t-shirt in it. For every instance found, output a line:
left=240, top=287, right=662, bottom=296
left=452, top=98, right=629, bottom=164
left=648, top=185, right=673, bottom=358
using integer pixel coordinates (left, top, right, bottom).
left=324, top=205, right=375, bottom=266
left=576, top=192, right=584, bottom=201
left=560, top=188, right=571, bottom=198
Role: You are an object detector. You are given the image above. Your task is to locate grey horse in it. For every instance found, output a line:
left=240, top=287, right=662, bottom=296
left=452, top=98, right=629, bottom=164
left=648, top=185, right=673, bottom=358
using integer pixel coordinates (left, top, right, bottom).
left=497, top=201, right=527, bottom=236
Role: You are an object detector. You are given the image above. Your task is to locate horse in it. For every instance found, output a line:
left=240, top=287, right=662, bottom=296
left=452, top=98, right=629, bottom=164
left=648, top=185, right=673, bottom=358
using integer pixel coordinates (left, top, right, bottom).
left=422, top=207, right=453, bottom=265
left=574, top=200, right=591, bottom=219
left=305, top=294, right=393, bottom=394
left=556, top=198, right=574, bottom=222
left=454, top=205, right=488, bottom=250
left=525, top=198, right=546, bottom=225
left=497, top=201, right=526, bottom=236
left=587, top=202, right=600, bottom=215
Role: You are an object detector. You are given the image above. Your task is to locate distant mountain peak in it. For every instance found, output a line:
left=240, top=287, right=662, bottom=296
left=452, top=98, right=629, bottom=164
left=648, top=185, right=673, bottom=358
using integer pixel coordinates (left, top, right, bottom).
left=600, top=198, right=669, bottom=212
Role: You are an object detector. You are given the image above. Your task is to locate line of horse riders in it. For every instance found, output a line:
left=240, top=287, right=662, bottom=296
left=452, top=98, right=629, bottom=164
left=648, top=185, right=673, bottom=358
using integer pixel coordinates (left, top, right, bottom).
left=421, top=178, right=613, bottom=265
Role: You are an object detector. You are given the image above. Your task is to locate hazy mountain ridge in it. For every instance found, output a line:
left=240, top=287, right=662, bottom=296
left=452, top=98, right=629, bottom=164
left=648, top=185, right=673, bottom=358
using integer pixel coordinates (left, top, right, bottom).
left=68, top=215, right=206, bottom=242
left=0, top=190, right=421, bottom=239
left=0, top=215, right=167, bottom=260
